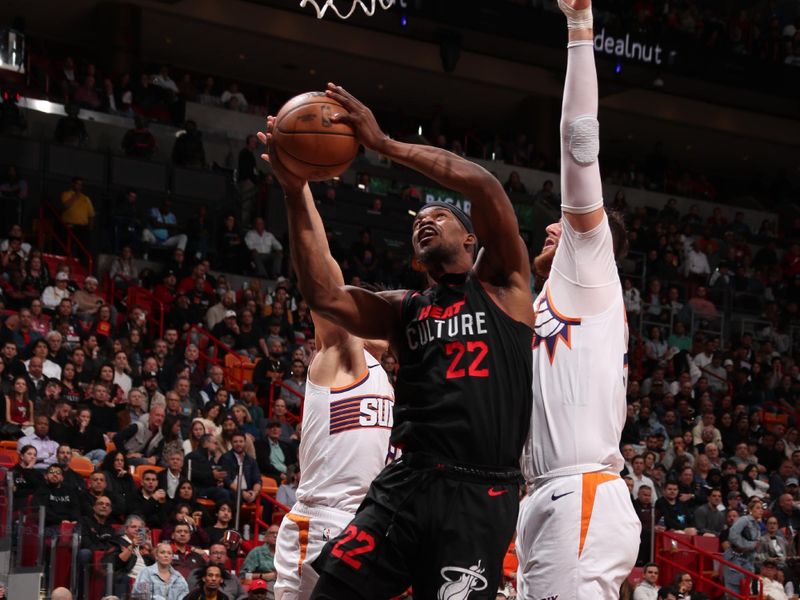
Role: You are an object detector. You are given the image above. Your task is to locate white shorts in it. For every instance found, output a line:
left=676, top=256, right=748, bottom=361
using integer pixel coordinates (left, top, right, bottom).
left=274, top=501, right=354, bottom=600
left=516, top=472, right=641, bottom=600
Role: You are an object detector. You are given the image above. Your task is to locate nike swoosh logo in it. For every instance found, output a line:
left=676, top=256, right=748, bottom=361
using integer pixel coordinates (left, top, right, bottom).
left=488, top=488, right=508, bottom=497
left=551, top=491, right=574, bottom=501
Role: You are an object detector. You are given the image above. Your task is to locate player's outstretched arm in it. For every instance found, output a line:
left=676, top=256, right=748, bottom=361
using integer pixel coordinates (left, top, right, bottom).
left=326, top=83, right=530, bottom=286
left=558, top=0, right=605, bottom=233
left=257, top=123, right=404, bottom=344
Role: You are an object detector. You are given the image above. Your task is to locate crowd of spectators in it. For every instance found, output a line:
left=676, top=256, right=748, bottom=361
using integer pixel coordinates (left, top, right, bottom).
left=616, top=193, right=800, bottom=597
left=0, top=195, right=414, bottom=596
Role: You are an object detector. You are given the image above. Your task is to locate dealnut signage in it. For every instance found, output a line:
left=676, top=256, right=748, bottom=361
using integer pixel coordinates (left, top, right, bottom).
left=594, top=28, right=664, bottom=65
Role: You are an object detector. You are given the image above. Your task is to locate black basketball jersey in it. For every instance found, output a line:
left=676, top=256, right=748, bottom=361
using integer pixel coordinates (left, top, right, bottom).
left=394, top=272, right=533, bottom=468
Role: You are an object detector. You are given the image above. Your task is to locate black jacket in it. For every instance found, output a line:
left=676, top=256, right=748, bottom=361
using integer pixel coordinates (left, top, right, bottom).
left=131, top=491, right=166, bottom=528
left=79, top=515, right=116, bottom=551
left=11, top=464, right=44, bottom=506
left=254, top=438, right=297, bottom=485
left=34, top=482, right=81, bottom=526
left=156, top=469, right=185, bottom=500
left=103, top=534, right=154, bottom=575
left=183, top=448, right=219, bottom=489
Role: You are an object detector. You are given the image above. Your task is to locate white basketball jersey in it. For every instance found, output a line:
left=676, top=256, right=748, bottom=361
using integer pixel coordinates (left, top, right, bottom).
left=521, top=215, right=628, bottom=482
left=296, top=350, right=395, bottom=514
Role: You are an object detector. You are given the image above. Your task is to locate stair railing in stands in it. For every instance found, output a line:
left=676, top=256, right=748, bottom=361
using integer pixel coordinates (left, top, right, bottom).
left=253, top=486, right=291, bottom=541
left=268, top=381, right=305, bottom=422
left=36, top=198, right=94, bottom=275
left=655, top=530, right=763, bottom=600
left=125, top=286, right=165, bottom=340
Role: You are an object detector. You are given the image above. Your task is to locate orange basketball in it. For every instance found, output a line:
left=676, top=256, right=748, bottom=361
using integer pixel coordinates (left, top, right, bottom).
left=272, top=92, right=359, bottom=182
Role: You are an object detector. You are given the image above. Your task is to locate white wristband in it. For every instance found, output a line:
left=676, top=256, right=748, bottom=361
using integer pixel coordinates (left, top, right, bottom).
left=558, top=0, right=593, bottom=30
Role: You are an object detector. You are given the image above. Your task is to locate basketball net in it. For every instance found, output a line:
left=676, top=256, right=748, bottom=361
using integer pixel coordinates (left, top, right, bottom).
left=299, top=0, right=396, bottom=19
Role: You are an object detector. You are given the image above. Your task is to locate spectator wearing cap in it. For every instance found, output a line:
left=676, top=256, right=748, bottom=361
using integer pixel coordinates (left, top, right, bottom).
left=247, top=578, right=269, bottom=598
left=254, top=420, right=296, bottom=486
left=142, top=370, right=166, bottom=409
left=205, top=291, right=237, bottom=331
left=71, top=276, right=104, bottom=320
left=210, top=310, right=239, bottom=355
left=245, top=217, right=283, bottom=279
left=41, top=272, right=71, bottom=311
left=693, top=488, right=726, bottom=536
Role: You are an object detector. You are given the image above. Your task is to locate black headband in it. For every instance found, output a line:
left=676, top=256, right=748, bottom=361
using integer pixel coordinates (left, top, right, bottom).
left=420, top=201, right=475, bottom=235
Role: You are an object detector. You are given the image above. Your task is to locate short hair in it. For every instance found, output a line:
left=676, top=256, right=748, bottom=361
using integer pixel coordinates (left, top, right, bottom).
left=123, top=514, right=144, bottom=528
left=199, top=433, right=215, bottom=447
left=142, top=469, right=158, bottom=479
left=643, top=562, right=659, bottom=571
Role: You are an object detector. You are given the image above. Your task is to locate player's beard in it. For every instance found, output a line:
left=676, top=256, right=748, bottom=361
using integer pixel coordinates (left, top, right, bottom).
left=533, top=244, right=556, bottom=278
left=417, top=237, right=462, bottom=271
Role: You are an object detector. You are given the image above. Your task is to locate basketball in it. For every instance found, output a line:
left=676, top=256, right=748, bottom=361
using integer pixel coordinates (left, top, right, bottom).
left=271, top=92, right=359, bottom=181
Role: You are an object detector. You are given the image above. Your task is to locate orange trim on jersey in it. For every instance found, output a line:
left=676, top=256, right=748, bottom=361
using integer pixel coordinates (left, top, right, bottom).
left=329, top=369, right=369, bottom=394
left=545, top=286, right=582, bottom=325
left=287, top=512, right=311, bottom=576
left=578, top=472, right=618, bottom=558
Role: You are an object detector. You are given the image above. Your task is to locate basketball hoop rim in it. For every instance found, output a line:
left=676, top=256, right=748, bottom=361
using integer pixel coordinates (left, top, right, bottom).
left=300, top=0, right=396, bottom=20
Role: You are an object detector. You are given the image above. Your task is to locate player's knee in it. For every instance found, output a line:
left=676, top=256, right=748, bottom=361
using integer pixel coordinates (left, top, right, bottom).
left=565, top=115, right=600, bottom=165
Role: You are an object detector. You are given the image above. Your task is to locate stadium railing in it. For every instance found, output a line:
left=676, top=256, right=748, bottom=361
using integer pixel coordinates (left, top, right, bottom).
left=35, top=197, right=94, bottom=275
left=656, top=530, right=763, bottom=599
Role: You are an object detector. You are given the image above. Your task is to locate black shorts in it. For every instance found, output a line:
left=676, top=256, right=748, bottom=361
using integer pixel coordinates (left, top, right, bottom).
left=310, top=454, right=521, bottom=599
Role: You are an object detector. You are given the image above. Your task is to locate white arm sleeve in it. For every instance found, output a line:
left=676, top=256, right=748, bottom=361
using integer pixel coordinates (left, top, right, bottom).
left=550, top=213, right=620, bottom=316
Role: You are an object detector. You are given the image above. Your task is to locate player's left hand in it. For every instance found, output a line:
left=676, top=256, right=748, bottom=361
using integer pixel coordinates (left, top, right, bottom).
left=257, top=118, right=305, bottom=195
left=325, top=83, right=389, bottom=152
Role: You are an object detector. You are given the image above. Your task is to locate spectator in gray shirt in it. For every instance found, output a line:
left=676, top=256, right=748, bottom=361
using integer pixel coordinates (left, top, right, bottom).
left=694, top=488, right=726, bottom=535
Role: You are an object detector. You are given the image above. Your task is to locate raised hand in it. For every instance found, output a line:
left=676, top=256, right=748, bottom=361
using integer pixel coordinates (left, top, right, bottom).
left=325, top=83, right=389, bottom=152
left=257, top=117, right=306, bottom=195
